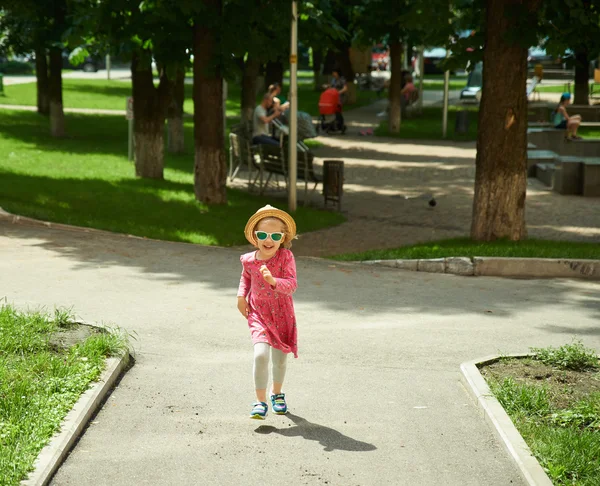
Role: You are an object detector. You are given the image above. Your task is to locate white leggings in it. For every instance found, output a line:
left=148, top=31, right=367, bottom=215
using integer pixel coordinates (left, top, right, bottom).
left=253, top=343, right=288, bottom=390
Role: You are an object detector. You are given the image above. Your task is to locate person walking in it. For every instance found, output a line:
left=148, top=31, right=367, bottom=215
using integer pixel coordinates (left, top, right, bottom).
left=237, top=205, right=298, bottom=419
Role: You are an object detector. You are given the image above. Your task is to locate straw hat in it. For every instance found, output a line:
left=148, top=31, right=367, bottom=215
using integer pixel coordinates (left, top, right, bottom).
left=244, top=205, right=297, bottom=247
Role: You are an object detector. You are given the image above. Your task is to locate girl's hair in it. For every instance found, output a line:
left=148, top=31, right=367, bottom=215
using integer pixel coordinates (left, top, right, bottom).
left=559, top=92, right=571, bottom=104
left=268, top=83, right=280, bottom=93
left=254, top=217, right=295, bottom=249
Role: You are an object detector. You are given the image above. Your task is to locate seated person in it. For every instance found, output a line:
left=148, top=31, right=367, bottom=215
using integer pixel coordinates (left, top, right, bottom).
left=553, top=92, right=582, bottom=140
left=268, top=83, right=290, bottom=113
left=252, top=94, right=282, bottom=146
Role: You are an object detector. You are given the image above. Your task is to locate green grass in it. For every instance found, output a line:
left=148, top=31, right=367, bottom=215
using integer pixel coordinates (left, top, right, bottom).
left=0, top=304, right=129, bottom=485
left=418, top=80, right=466, bottom=91
left=579, top=127, right=600, bottom=138
left=375, top=106, right=479, bottom=141
left=488, top=345, right=600, bottom=486
left=537, top=82, right=594, bottom=93
left=531, top=341, right=600, bottom=372
left=0, top=78, right=381, bottom=118
left=330, top=237, right=600, bottom=261
left=0, top=110, right=345, bottom=246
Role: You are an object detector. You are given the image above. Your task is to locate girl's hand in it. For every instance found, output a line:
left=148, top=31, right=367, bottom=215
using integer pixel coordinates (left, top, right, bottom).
left=260, top=265, right=276, bottom=287
left=237, top=296, right=249, bottom=318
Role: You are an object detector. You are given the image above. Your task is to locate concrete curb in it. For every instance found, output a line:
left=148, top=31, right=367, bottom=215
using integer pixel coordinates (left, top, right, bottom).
left=460, top=354, right=553, bottom=486
left=21, top=322, right=130, bottom=486
left=361, top=256, right=600, bottom=280
left=2, top=206, right=599, bottom=280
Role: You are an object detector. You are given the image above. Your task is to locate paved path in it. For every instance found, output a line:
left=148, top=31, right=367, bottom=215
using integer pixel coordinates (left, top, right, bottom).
left=231, top=99, right=600, bottom=257
left=2, top=219, right=599, bottom=485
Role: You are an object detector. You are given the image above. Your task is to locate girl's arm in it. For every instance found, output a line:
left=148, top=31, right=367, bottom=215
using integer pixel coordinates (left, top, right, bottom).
left=273, top=252, right=297, bottom=295
left=237, top=260, right=251, bottom=298
left=559, top=105, right=569, bottom=120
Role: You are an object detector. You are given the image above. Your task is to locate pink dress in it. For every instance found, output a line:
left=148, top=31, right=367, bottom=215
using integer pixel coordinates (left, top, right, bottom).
left=237, top=248, right=298, bottom=358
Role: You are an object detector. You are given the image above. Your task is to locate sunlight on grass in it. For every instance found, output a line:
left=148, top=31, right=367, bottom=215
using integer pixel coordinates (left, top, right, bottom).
left=0, top=304, right=129, bottom=485
left=0, top=111, right=345, bottom=246
left=0, top=78, right=380, bottom=118
left=331, top=237, right=600, bottom=261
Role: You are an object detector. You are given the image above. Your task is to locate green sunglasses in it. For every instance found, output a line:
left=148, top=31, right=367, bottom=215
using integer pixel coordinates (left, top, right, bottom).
left=255, top=231, right=285, bottom=242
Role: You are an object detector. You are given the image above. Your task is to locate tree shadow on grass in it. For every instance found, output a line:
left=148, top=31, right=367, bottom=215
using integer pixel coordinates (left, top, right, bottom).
left=62, top=81, right=134, bottom=100
left=254, top=413, right=377, bottom=452
left=0, top=170, right=344, bottom=248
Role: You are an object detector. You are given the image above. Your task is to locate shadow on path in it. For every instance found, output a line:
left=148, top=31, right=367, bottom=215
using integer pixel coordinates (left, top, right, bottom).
left=254, top=413, right=377, bottom=452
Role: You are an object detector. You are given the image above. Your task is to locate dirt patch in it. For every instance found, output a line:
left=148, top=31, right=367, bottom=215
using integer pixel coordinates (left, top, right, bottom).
left=49, top=323, right=102, bottom=351
left=481, top=358, right=600, bottom=410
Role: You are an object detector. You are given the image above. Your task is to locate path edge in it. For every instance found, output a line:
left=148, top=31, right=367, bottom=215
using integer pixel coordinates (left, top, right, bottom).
left=2, top=206, right=599, bottom=280
left=460, top=354, right=553, bottom=486
left=361, top=256, right=600, bottom=280
left=21, top=321, right=131, bottom=486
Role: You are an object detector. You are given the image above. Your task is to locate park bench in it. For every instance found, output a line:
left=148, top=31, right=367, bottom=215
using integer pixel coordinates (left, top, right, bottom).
left=229, top=120, right=325, bottom=205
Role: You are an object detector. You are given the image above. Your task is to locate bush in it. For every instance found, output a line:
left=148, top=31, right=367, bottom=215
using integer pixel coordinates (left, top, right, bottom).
left=531, top=341, right=599, bottom=371
left=0, top=60, right=34, bottom=75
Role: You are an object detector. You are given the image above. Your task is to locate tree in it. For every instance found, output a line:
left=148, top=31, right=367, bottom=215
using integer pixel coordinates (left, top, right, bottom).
left=1, top=0, right=68, bottom=133
left=223, top=0, right=290, bottom=125
left=354, top=0, right=453, bottom=132
left=81, top=0, right=192, bottom=178
left=541, top=0, right=600, bottom=106
left=166, top=66, right=186, bottom=154
left=192, top=0, right=227, bottom=204
left=470, top=0, right=541, bottom=241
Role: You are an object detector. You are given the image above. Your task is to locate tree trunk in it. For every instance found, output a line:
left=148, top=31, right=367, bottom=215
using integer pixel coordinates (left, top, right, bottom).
left=48, top=47, right=65, bottom=137
left=193, top=12, right=227, bottom=205
left=265, top=60, right=284, bottom=90
left=471, top=0, right=538, bottom=241
left=323, top=49, right=336, bottom=75
left=312, top=47, right=324, bottom=91
left=241, top=56, right=261, bottom=125
left=388, top=42, right=403, bottom=133
left=574, top=50, right=589, bottom=106
left=131, top=50, right=167, bottom=179
left=167, top=67, right=185, bottom=154
left=35, top=48, right=49, bottom=116
left=335, top=41, right=356, bottom=104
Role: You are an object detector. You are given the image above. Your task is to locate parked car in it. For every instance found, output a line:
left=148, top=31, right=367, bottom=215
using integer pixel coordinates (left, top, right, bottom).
left=371, top=44, right=390, bottom=71
left=62, top=49, right=105, bottom=72
left=412, top=48, right=455, bottom=75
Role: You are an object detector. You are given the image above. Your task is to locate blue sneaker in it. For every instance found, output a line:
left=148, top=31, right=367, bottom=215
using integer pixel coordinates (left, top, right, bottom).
left=250, top=401, right=268, bottom=420
left=270, top=393, right=287, bottom=415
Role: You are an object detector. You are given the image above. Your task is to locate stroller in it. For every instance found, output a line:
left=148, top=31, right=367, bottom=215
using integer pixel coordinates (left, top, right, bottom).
left=318, top=88, right=346, bottom=134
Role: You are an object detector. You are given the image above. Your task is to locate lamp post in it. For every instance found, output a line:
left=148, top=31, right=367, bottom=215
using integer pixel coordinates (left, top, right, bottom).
left=288, top=0, right=298, bottom=212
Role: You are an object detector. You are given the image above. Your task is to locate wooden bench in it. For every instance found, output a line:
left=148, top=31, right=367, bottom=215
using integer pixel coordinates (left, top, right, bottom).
left=253, top=140, right=322, bottom=205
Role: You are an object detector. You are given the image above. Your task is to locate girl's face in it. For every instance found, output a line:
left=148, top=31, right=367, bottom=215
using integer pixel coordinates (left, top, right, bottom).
left=255, top=218, right=286, bottom=259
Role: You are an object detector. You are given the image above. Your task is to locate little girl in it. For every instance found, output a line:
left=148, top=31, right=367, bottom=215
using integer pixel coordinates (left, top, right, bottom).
left=237, top=205, right=298, bottom=419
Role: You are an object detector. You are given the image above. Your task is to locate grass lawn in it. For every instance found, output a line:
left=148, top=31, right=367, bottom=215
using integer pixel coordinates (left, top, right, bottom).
left=537, top=82, right=594, bottom=93
left=375, top=106, right=479, bottom=142
left=0, top=110, right=345, bottom=246
left=579, top=127, right=600, bottom=138
left=0, top=79, right=381, bottom=118
left=482, top=342, right=600, bottom=485
left=418, top=80, right=466, bottom=91
left=0, top=305, right=129, bottom=486
left=331, top=237, right=600, bottom=261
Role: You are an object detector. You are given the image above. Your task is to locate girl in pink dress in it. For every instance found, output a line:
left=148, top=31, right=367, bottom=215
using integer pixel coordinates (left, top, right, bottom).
left=237, top=205, right=298, bottom=419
